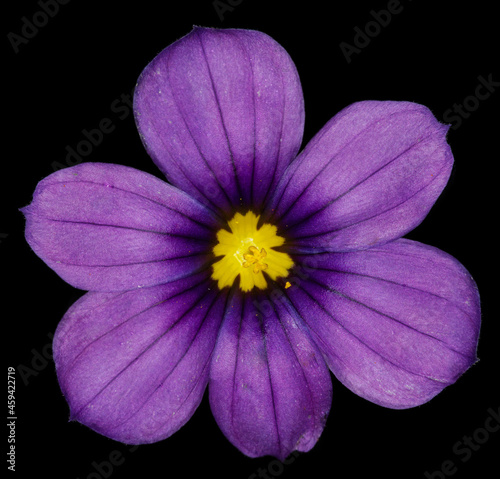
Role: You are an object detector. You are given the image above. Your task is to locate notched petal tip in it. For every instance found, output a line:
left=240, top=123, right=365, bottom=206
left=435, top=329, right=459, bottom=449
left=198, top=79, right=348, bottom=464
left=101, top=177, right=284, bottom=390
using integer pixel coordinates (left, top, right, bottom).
left=22, top=162, right=217, bottom=292
left=19, top=205, right=29, bottom=216
left=54, top=277, right=225, bottom=444
left=285, top=239, right=480, bottom=409
left=134, top=26, right=304, bottom=213
left=209, top=292, right=332, bottom=460
left=270, top=100, right=455, bottom=252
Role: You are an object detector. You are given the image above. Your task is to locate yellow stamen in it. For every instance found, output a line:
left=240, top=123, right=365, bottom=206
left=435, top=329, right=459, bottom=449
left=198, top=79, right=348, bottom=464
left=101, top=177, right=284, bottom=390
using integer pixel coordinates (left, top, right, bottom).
left=212, top=211, right=293, bottom=292
left=242, top=246, right=268, bottom=273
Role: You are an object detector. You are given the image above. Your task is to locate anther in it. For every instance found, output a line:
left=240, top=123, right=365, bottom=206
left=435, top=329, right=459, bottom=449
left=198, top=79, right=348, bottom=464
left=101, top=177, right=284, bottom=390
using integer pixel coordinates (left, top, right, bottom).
left=242, top=246, right=268, bottom=273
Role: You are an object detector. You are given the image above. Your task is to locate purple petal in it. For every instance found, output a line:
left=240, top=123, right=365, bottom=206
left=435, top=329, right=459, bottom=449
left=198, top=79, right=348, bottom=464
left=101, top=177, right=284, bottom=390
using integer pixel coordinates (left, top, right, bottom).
left=134, top=27, right=304, bottom=214
left=287, top=239, right=480, bottom=408
left=22, top=162, right=218, bottom=292
left=53, top=270, right=225, bottom=444
left=209, top=290, right=332, bottom=460
left=267, top=101, right=453, bottom=252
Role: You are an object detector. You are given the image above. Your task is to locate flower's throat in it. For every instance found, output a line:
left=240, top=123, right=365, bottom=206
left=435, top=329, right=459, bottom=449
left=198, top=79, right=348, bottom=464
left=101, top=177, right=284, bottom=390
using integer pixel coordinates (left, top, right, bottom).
left=211, top=211, right=293, bottom=292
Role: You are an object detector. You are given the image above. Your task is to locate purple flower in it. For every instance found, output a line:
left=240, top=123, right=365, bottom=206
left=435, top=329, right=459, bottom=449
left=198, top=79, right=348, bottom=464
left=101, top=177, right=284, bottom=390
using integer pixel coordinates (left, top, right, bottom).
left=22, top=27, right=480, bottom=460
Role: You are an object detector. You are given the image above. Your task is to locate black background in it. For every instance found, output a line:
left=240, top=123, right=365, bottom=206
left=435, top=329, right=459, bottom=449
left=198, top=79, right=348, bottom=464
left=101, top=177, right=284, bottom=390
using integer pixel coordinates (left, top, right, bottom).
left=4, top=0, right=498, bottom=478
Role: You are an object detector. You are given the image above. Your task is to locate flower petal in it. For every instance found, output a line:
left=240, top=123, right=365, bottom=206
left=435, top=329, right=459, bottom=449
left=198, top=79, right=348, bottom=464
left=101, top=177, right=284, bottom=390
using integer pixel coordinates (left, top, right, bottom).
left=53, top=270, right=226, bottom=444
left=22, top=162, right=218, bottom=292
left=209, top=289, right=332, bottom=460
left=134, top=27, right=304, bottom=215
left=286, top=239, right=480, bottom=408
left=267, top=101, right=453, bottom=252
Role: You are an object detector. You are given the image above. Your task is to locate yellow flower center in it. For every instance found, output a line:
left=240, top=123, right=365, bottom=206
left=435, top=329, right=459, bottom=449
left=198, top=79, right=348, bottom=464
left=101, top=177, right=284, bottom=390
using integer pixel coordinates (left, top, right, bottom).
left=211, top=211, right=294, bottom=292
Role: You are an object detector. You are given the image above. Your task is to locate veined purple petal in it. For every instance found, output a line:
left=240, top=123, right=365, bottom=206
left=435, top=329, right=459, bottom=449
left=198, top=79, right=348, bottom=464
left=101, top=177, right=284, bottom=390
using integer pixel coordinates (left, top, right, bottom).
left=267, top=101, right=453, bottom=252
left=134, top=27, right=304, bottom=215
left=209, top=289, right=332, bottom=460
left=53, top=270, right=226, bottom=444
left=22, top=163, right=219, bottom=292
left=286, top=239, right=480, bottom=408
